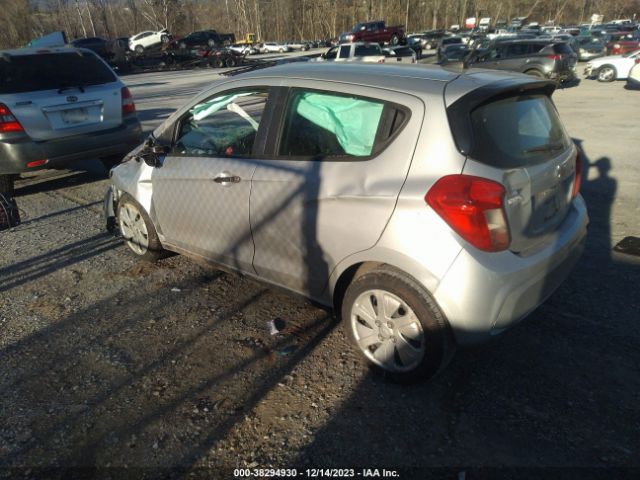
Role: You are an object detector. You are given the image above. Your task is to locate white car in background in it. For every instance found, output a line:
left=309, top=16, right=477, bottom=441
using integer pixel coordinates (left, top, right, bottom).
left=584, top=49, right=640, bottom=82
left=129, top=29, right=170, bottom=53
left=260, top=42, right=291, bottom=53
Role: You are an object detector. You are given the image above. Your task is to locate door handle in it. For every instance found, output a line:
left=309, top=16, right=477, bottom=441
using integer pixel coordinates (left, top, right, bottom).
left=213, top=172, right=241, bottom=185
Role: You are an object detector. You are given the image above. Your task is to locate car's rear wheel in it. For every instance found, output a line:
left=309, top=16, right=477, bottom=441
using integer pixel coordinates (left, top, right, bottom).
left=0, top=174, right=15, bottom=196
left=207, top=39, right=215, bottom=47
left=161, top=35, right=169, bottom=44
left=341, top=265, right=453, bottom=383
left=225, top=56, right=237, bottom=67
left=134, top=45, right=144, bottom=54
left=597, top=65, right=616, bottom=82
left=117, top=193, right=166, bottom=261
left=279, top=48, right=285, bottom=53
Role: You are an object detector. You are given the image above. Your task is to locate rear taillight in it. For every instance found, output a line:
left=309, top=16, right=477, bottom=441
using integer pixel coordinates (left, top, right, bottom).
left=426, top=175, right=510, bottom=252
left=572, top=149, right=582, bottom=199
left=546, top=54, right=562, bottom=60
left=635, top=58, right=640, bottom=64
left=0, top=103, right=24, bottom=133
left=121, top=87, right=136, bottom=115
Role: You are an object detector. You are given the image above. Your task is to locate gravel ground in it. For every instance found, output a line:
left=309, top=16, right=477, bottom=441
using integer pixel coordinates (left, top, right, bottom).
left=1, top=65, right=639, bottom=478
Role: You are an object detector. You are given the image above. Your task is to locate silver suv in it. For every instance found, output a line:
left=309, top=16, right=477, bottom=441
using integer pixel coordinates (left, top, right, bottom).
left=0, top=47, right=142, bottom=193
left=105, top=63, right=588, bottom=383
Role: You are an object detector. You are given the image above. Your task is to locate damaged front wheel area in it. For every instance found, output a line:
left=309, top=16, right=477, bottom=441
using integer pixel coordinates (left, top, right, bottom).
left=114, top=192, right=167, bottom=262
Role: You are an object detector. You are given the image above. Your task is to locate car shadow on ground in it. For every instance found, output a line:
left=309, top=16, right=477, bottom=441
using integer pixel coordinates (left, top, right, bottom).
left=290, top=142, right=639, bottom=470
left=1, top=156, right=338, bottom=472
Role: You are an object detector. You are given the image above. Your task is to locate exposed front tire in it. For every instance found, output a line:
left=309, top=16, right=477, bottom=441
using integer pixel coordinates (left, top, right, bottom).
left=117, top=193, right=166, bottom=262
left=341, top=265, right=454, bottom=383
left=597, top=65, right=616, bottom=82
left=134, top=45, right=144, bottom=54
left=225, top=57, right=237, bottom=68
left=390, top=34, right=400, bottom=46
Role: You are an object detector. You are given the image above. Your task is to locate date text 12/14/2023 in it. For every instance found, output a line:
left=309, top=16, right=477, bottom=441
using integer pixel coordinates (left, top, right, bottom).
left=233, top=468, right=400, bottom=478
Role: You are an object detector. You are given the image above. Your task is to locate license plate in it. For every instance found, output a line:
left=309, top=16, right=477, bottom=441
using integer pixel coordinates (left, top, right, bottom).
left=61, top=108, right=88, bottom=124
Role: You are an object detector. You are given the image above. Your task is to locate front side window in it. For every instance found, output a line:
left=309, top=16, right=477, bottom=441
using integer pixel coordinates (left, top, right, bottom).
left=278, top=89, right=405, bottom=159
left=174, top=89, right=268, bottom=157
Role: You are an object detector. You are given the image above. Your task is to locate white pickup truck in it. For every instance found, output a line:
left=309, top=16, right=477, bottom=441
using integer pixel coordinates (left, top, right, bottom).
left=318, top=42, right=385, bottom=63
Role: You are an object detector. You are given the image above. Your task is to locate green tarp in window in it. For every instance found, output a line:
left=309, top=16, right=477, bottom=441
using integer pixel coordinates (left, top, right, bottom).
left=295, top=92, right=384, bottom=156
left=190, top=92, right=254, bottom=121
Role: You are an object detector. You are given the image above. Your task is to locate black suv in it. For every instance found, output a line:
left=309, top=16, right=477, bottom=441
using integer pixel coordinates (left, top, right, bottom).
left=172, top=30, right=236, bottom=50
left=468, top=40, right=577, bottom=82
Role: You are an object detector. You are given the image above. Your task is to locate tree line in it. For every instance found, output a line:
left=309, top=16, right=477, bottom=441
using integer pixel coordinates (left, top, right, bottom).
left=1, top=0, right=638, bottom=49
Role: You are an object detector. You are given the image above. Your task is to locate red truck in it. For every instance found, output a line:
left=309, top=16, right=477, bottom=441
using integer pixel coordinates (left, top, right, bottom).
left=339, top=20, right=405, bottom=46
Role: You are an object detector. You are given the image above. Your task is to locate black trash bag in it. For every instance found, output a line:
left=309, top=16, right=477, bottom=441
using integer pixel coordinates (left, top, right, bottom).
left=0, top=193, right=20, bottom=231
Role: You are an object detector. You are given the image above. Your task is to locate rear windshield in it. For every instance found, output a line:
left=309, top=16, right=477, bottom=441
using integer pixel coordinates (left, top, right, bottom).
left=0, top=51, right=116, bottom=94
left=469, top=94, right=570, bottom=167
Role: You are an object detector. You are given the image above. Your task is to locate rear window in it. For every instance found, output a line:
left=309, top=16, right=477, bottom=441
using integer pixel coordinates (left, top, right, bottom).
left=354, top=44, right=381, bottom=56
left=469, top=94, right=570, bottom=167
left=278, top=89, right=408, bottom=159
left=0, top=52, right=116, bottom=94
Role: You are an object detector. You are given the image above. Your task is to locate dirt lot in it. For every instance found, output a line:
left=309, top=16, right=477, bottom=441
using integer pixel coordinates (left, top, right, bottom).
left=1, top=67, right=639, bottom=478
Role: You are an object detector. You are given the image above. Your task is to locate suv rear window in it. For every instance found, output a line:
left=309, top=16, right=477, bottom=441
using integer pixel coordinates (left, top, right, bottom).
left=469, top=94, right=570, bottom=167
left=0, top=51, right=116, bottom=94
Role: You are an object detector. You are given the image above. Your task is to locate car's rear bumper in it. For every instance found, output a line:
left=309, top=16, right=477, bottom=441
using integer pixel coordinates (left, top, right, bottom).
left=433, top=195, right=588, bottom=346
left=0, top=117, right=142, bottom=175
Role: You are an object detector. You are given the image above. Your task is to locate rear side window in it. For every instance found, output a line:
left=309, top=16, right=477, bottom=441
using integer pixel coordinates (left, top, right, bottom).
left=278, top=89, right=408, bottom=159
left=339, top=46, right=350, bottom=58
left=469, top=94, right=570, bottom=167
left=0, top=52, right=116, bottom=94
left=354, top=44, right=381, bottom=56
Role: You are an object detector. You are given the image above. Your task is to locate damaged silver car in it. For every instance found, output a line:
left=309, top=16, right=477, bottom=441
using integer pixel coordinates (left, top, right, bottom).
left=105, top=63, right=588, bottom=382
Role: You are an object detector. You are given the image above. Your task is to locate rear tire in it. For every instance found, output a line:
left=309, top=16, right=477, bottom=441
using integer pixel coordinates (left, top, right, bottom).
left=390, top=34, right=400, bottom=46
left=597, top=65, right=616, bottom=82
left=0, top=174, right=15, bottom=196
left=117, top=193, right=166, bottom=262
left=134, top=45, right=144, bottom=54
left=341, top=265, right=454, bottom=383
left=225, top=56, right=237, bottom=68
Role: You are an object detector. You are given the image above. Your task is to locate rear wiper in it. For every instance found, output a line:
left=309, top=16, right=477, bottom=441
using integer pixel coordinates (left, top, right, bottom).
left=58, top=84, right=86, bottom=94
left=522, top=142, right=564, bottom=154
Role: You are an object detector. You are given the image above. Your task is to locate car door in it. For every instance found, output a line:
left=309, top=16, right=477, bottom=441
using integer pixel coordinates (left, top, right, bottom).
left=150, top=87, right=272, bottom=271
left=249, top=84, right=424, bottom=302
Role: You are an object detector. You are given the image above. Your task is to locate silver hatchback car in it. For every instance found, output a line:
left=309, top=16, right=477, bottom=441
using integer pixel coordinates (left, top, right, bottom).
left=105, top=63, right=588, bottom=383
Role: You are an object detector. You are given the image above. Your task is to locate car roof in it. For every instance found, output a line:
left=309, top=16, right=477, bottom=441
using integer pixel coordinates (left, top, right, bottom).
left=231, top=62, right=542, bottom=100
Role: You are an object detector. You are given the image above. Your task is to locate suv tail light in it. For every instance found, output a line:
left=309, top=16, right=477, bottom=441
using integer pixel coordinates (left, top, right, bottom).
left=572, top=148, right=582, bottom=199
left=426, top=175, right=510, bottom=252
left=546, top=54, right=562, bottom=60
left=0, top=104, right=24, bottom=133
left=121, top=87, right=136, bottom=115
